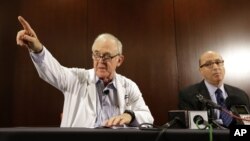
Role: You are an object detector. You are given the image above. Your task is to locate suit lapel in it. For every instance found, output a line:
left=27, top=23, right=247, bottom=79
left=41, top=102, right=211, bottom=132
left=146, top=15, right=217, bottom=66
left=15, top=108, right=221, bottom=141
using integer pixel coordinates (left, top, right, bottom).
left=197, top=80, right=212, bottom=110
left=198, top=80, right=211, bottom=100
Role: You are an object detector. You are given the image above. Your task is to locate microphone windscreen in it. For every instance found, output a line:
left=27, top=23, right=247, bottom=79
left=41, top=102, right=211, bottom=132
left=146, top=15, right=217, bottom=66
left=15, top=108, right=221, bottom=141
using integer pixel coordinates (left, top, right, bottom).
left=168, top=110, right=189, bottom=128
left=193, top=115, right=204, bottom=125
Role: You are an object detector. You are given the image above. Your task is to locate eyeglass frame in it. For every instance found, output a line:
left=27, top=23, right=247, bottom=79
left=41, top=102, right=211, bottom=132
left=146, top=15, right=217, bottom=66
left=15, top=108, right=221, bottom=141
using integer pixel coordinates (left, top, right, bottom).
left=92, top=52, right=120, bottom=62
left=199, top=59, right=224, bottom=68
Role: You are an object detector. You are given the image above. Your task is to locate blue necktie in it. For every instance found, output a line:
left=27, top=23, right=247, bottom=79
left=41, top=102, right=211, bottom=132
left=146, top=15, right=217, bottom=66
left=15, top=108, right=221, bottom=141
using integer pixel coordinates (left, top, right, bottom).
left=215, top=88, right=233, bottom=127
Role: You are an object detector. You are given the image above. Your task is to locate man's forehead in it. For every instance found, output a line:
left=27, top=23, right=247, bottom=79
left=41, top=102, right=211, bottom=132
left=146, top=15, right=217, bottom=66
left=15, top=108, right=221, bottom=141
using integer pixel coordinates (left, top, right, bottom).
left=201, top=53, right=222, bottom=61
left=93, top=47, right=117, bottom=54
left=94, top=39, right=116, bottom=47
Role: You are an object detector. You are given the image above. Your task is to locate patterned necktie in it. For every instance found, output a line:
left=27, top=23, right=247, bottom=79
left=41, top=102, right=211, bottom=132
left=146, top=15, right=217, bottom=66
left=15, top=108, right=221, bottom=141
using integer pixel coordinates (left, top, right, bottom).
left=215, top=88, right=233, bottom=127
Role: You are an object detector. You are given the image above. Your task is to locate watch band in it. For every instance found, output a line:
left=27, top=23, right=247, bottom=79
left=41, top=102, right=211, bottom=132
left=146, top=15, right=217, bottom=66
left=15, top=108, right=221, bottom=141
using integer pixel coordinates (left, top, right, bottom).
left=124, top=110, right=135, bottom=123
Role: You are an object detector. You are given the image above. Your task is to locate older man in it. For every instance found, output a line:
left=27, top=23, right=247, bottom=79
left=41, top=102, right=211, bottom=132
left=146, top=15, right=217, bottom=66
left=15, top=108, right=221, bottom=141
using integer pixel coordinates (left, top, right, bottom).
left=16, top=16, right=154, bottom=128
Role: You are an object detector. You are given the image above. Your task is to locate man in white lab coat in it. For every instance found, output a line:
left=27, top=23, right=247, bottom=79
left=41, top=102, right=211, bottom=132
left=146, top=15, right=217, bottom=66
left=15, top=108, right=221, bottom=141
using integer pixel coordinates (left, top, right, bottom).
left=16, top=16, right=154, bottom=128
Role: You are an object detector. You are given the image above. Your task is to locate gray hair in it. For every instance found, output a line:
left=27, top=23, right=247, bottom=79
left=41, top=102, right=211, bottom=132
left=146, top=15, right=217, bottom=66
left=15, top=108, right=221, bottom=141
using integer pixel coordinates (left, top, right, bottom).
left=92, top=33, right=123, bottom=54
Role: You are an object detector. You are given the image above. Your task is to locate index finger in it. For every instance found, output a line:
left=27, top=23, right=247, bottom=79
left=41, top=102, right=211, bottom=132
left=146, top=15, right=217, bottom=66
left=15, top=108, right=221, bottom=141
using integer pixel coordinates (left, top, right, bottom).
left=18, top=16, right=33, bottom=33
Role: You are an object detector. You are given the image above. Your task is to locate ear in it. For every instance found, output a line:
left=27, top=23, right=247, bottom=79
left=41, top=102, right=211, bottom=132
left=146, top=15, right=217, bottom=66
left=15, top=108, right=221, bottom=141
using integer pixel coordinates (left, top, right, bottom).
left=199, top=68, right=205, bottom=78
left=117, top=55, right=124, bottom=67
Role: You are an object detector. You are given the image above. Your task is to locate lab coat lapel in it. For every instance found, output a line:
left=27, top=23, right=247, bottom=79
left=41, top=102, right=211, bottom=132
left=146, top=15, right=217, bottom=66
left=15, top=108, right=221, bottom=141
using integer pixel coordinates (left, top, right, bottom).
left=87, top=82, right=96, bottom=113
left=116, top=79, right=126, bottom=114
left=87, top=69, right=97, bottom=114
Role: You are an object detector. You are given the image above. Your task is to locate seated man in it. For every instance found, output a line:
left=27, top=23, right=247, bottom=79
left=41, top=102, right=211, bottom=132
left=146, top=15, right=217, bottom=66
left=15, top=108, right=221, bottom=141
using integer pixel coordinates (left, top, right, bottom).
left=178, top=50, right=250, bottom=127
left=16, top=16, right=154, bottom=128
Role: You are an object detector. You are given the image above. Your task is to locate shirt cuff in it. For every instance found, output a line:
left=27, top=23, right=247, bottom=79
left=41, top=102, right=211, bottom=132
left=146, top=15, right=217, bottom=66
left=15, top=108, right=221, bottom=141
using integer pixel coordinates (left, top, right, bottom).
left=29, top=46, right=45, bottom=63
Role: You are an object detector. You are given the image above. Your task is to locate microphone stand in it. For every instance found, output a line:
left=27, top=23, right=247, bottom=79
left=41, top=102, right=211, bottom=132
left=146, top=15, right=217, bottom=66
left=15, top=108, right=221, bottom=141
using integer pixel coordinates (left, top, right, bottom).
left=207, top=106, right=228, bottom=129
left=211, top=120, right=227, bottom=129
left=197, top=94, right=226, bottom=129
left=207, top=107, right=214, bottom=124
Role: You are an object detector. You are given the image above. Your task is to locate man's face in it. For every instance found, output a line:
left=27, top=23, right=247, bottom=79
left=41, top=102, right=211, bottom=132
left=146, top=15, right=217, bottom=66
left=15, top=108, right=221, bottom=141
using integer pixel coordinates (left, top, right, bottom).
left=199, top=52, right=225, bottom=86
left=92, top=39, right=123, bottom=82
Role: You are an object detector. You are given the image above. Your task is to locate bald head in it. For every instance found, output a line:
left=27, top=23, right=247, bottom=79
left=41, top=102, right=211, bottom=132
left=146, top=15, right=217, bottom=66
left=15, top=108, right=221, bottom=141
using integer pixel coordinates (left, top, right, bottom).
left=199, top=51, right=223, bottom=67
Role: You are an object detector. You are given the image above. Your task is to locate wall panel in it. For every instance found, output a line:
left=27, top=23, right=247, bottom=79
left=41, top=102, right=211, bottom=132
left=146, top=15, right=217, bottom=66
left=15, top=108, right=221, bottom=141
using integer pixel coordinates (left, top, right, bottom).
left=1, top=0, right=250, bottom=127
left=175, top=0, right=250, bottom=99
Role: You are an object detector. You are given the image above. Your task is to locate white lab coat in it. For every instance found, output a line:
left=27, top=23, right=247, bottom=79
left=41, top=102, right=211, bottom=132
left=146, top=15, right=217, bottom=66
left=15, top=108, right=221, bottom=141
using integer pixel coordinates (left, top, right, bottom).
left=30, top=47, right=154, bottom=128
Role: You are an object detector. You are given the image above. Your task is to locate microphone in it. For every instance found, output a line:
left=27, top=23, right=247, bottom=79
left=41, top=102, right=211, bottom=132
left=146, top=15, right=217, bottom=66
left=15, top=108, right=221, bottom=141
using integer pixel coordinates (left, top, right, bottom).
left=161, top=117, right=181, bottom=128
left=225, top=95, right=248, bottom=109
left=196, top=94, right=222, bottom=110
left=225, top=95, right=249, bottom=114
left=225, top=96, right=250, bottom=125
left=168, top=110, right=189, bottom=128
left=103, top=89, right=110, bottom=95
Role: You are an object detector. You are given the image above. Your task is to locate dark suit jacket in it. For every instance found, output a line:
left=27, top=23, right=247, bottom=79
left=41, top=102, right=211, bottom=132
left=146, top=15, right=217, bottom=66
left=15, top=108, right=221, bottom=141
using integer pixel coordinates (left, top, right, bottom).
left=178, top=80, right=250, bottom=111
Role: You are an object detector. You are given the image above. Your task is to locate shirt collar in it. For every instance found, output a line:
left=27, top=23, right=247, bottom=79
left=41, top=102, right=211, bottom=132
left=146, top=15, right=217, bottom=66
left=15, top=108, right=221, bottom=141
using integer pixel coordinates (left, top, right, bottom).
left=95, top=75, right=118, bottom=89
left=204, top=80, right=225, bottom=97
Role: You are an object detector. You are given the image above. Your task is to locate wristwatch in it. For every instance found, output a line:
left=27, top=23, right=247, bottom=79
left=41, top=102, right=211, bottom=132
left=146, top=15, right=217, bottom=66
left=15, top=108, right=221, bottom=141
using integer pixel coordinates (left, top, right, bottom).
left=124, top=110, right=135, bottom=123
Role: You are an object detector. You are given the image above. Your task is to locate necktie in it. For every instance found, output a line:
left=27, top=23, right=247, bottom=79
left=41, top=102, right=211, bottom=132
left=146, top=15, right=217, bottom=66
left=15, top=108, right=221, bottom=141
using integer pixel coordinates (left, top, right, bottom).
left=215, top=88, right=233, bottom=127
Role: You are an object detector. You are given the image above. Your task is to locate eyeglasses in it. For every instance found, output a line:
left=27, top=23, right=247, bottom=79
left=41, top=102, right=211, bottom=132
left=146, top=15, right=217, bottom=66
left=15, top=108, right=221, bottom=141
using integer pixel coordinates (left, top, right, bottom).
left=200, top=60, right=224, bottom=68
left=92, top=52, right=120, bottom=62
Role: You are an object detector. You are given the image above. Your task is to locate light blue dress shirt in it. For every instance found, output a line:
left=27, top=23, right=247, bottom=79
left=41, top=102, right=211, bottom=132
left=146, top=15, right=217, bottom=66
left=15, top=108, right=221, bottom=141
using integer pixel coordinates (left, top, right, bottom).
left=94, top=78, right=119, bottom=127
left=204, top=80, right=228, bottom=124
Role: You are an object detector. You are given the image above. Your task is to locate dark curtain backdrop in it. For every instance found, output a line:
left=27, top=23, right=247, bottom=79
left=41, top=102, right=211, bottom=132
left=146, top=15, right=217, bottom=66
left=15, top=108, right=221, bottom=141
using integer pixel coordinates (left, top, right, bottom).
left=1, top=0, right=250, bottom=127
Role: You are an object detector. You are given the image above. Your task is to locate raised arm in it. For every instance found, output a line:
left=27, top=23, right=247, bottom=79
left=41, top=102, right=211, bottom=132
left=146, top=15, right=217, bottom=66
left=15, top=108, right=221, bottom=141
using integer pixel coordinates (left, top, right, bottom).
left=16, top=16, right=43, bottom=53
